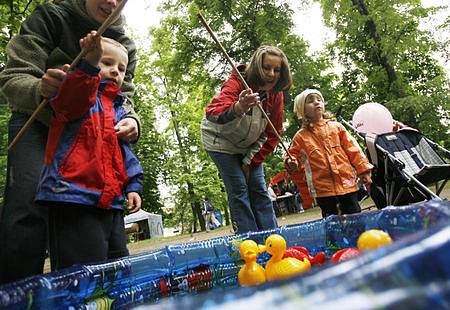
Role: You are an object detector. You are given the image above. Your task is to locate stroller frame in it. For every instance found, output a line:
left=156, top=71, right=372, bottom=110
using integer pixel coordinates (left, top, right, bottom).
left=340, top=118, right=450, bottom=209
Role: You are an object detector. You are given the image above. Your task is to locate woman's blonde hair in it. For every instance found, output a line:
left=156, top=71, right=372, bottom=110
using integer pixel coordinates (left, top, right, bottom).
left=245, top=45, right=292, bottom=92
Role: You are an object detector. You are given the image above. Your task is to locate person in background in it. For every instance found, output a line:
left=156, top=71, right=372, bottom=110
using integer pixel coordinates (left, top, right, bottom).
left=0, top=0, right=140, bottom=284
left=35, top=32, right=143, bottom=271
left=267, top=184, right=280, bottom=217
left=203, top=197, right=221, bottom=232
left=287, top=181, right=304, bottom=213
left=278, top=180, right=289, bottom=195
left=201, top=45, right=292, bottom=234
left=277, top=180, right=294, bottom=213
left=285, top=88, right=373, bottom=218
left=272, top=184, right=281, bottom=197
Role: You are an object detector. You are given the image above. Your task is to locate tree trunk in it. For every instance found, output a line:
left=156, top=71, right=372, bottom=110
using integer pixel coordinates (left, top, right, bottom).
left=220, top=185, right=231, bottom=226
left=223, top=204, right=230, bottom=226
left=170, top=109, right=206, bottom=231
left=352, top=0, right=405, bottom=97
left=187, top=182, right=206, bottom=232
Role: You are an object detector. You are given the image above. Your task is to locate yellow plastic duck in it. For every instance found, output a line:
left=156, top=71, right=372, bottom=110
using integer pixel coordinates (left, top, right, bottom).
left=238, top=239, right=266, bottom=286
left=357, top=229, right=393, bottom=252
left=261, top=234, right=311, bottom=281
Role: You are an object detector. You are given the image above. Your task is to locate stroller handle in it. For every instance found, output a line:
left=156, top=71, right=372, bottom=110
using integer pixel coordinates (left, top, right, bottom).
left=338, top=117, right=365, bottom=140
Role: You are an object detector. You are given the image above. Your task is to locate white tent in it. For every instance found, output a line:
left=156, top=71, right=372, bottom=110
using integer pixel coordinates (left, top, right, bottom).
left=124, top=209, right=164, bottom=239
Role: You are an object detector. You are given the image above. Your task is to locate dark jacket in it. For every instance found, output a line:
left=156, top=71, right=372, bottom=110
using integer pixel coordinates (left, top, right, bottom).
left=35, top=60, right=143, bottom=210
left=0, top=0, right=139, bottom=127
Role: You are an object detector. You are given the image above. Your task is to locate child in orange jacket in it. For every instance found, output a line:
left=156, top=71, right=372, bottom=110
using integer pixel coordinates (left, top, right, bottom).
left=285, top=88, right=373, bottom=218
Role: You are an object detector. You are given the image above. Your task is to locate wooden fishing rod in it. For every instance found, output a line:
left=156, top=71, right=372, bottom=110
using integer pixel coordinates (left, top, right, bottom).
left=197, top=13, right=293, bottom=160
left=8, top=0, right=129, bottom=151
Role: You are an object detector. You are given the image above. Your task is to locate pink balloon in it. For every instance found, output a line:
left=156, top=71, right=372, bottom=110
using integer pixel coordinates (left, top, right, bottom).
left=352, top=102, right=393, bottom=135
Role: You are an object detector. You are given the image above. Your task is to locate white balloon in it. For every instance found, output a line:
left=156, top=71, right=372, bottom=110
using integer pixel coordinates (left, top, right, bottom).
left=352, top=102, right=393, bottom=135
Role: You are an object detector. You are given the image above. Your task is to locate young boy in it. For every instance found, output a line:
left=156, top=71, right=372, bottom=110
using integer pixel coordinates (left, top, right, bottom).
left=35, top=31, right=143, bottom=271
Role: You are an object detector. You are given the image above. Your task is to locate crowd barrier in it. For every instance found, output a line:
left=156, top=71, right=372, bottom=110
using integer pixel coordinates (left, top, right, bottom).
left=0, top=199, right=449, bottom=309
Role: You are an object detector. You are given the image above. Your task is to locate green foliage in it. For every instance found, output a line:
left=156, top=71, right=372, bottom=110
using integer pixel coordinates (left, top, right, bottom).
left=0, top=105, right=9, bottom=205
left=0, top=0, right=44, bottom=70
left=319, top=0, right=449, bottom=143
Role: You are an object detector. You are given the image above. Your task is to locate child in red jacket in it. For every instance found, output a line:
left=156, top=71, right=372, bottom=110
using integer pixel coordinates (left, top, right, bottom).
left=36, top=31, right=143, bottom=270
left=285, top=88, right=372, bottom=218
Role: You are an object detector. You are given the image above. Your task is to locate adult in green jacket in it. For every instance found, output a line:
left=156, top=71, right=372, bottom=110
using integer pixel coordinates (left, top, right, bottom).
left=0, top=0, right=140, bottom=284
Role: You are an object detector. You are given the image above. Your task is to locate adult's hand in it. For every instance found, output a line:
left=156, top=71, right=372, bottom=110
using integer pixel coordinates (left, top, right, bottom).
left=233, top=89, right=260, bottom=115
left=115, top=118, right=139, bottom=142
left=40, top=64, right=70, bottom=98
left=393, top=120, right=406, bottom=132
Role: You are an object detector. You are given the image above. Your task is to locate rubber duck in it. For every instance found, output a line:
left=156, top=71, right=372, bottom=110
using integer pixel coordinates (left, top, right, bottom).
left=331, top=229, right=393, bottom=263
left=238, top=239, right=266, bottom=286
left=261, top=234, right=311, bottom=281
left=284, top=245, right=327, bottom=266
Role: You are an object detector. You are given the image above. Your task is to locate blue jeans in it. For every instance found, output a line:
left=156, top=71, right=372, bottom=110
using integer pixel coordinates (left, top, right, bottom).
left=0, top=112, right=49, bottom=284
left=207, top=151, right=277, bottom=234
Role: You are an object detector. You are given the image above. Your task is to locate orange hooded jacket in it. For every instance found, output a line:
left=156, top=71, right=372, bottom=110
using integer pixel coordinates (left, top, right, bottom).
left=286, top=119, right=372, bottom=198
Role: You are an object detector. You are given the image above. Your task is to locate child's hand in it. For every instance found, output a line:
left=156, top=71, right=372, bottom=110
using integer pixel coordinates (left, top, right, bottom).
left=285, top=158, right=299, bottom=171
left=79, top=30, right=103, bottom=67
left=126, top=192, right=141, bottom=214
left=360, top=173, right=372, bottom=189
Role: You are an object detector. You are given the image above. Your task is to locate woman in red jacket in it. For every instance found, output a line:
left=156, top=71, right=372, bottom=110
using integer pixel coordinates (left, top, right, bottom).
left=201, top=46, right=292, bottom=234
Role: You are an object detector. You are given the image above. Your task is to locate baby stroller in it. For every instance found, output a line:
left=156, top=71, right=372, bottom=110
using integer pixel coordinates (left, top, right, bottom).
left=342, top=119, right=450, bottom=209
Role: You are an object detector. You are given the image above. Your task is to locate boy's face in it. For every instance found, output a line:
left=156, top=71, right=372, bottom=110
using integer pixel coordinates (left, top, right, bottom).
left=99, top=42, right=128, bottom=87
left=304, top=93, right=324, bottom=121
left=85, top=0, right=121, bottom=24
